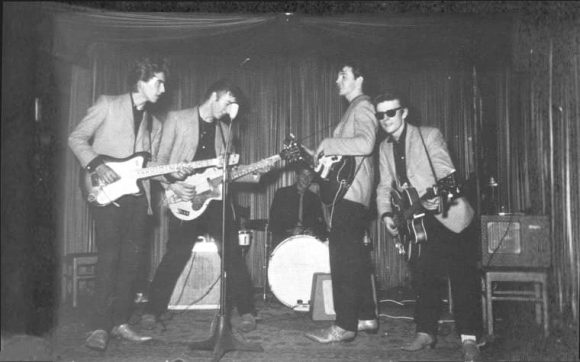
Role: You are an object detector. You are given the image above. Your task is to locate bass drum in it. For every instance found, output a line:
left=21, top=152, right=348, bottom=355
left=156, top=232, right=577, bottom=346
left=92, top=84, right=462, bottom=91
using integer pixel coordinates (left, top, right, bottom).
left=268, top=235, right=330, bottom=308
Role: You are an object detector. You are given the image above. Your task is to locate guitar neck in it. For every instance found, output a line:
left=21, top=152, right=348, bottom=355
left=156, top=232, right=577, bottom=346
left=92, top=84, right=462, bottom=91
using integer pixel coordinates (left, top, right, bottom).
left=134, top=158, right=221, bottom=180
left=230, top=155, right=281, bottom=181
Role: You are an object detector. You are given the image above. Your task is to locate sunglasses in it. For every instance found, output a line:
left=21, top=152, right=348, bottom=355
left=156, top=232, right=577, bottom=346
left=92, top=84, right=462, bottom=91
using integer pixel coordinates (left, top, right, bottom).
left=375, top=106, right=403, bottom=119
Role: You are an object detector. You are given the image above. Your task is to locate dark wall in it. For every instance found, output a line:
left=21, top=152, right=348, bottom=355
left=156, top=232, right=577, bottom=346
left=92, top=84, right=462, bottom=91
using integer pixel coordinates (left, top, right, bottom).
left=1, top=2, right=57, bottom=335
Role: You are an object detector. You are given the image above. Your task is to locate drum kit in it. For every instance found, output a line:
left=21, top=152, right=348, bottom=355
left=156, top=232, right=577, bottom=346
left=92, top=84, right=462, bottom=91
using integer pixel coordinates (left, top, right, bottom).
left=239, top=219, right=330, bottom=311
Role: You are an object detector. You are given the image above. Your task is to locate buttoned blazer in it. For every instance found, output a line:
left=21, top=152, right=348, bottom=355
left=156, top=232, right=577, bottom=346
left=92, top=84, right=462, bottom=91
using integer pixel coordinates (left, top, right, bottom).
left=376, top=123, right=474, bottom=233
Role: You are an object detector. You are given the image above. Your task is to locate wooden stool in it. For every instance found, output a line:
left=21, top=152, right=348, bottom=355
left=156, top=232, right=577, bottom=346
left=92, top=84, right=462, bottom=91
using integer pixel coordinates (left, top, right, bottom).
left=482, top=268, right=549, bottom=337
left=62, top=253, right=98, bottom=307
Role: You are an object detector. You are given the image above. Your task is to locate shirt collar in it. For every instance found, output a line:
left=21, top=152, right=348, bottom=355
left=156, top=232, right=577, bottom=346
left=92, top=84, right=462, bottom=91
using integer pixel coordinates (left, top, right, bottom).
left=386, top=123, right=407, bottom=143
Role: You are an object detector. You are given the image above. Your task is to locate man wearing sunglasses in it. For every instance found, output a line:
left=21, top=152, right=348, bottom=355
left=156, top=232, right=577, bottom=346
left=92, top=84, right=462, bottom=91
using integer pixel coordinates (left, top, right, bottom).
left=304, top=61, right=379, bottom=344
left=374, top=90, right=482, bottom=362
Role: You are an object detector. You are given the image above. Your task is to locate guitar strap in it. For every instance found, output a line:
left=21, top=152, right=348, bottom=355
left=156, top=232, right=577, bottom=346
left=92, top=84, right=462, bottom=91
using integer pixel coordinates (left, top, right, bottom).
left=417, top=128, right=448, bottom=215
left=417, top=128, right=438, bottom=184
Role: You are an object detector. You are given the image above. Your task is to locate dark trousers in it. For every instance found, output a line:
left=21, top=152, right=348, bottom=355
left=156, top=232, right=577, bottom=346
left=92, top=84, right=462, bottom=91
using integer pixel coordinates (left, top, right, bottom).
left=412, top=214, right=483, bottom=338
left=328, top=200, right=376, bottom=332
left=146, top=201, right=255, bottom=317
left=90, top=195, right=149, bottom=331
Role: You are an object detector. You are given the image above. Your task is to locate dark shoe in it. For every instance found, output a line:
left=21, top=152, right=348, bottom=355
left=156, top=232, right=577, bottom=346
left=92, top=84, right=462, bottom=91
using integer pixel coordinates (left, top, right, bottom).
left=462, top=339, right=482, bottom=362
left=111, top=324, right=152, bottom=342
left=305, top=325, right=356, bottom=344
left=401, top=332, right=437, bottom=351
left=239, top=313, right=256, bottom=332
left=140, top=313, right=157, bottom=330
left=85, top=329, right=108, bottom=351
left=357, top=319, right=379, bottom=334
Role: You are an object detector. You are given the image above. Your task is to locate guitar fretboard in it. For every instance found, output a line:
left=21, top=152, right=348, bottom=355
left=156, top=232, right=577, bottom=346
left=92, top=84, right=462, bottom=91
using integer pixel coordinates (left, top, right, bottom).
left=230, top=155, right=281, bottom=180
left=134, top=155, right=238, bottom=179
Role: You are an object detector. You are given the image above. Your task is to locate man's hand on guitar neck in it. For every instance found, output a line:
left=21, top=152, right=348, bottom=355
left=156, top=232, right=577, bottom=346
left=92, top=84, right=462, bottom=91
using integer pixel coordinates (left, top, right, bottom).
left=166, top=164, right=198, bottom=183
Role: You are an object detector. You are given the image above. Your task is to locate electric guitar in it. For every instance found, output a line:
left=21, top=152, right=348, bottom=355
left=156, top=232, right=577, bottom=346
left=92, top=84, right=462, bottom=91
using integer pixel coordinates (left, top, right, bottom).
left=166, top=136, right=304, bottom=221
left=314, top=154, right=356, bottom=206
left=81, top=152, right=239, bottom=206
left=390, top=173, right=463, bottom=262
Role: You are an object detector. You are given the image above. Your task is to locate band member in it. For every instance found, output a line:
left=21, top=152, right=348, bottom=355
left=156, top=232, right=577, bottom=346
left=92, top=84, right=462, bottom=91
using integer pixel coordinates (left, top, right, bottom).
left=141, top=79, right=267, bottom=333
left=374, top=90, right=482, bottom=362
left=68, top=56, right=170, bottom=351
left=268, top=165, right=328, bottom=248
left=305, top=61, right=379, bottom=343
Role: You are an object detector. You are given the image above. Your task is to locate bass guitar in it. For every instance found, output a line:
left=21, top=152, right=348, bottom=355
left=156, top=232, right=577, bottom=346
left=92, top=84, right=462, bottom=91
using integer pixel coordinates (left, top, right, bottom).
left=390, top=173, right=462, bottom=262
left=81, top=152, right=239, bottom=206
left=166, top=136, right=304, bottom=221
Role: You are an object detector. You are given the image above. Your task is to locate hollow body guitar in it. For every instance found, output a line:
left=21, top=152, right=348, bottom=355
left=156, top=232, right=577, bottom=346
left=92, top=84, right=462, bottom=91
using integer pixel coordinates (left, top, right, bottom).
left=314, top=155, right=356, bottom=206
left=81, top=152, right=239, bottom=206
left=166, top=137, right=303, bottom=221
left=390, top=173, right=462, bottom=263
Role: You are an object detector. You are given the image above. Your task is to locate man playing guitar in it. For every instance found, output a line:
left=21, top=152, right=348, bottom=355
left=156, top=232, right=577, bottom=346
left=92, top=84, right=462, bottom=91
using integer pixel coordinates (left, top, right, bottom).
left=374, top=90, right=482, bottom=362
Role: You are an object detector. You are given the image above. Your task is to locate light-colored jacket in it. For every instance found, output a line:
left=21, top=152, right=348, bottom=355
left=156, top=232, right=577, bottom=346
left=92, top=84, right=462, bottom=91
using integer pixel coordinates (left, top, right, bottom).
left=376, top=123, right=474, bottom=233
left=68, top=93, right=163, bottom=212
left=155, top=106, right=259, bottom=186
left=320, top=95, right=377, bottom=208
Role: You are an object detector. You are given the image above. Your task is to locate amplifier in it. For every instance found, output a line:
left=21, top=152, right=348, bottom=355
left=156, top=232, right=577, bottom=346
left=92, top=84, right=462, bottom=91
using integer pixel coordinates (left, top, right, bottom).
left=168, top=235, right=221, bottom=310
left=480, top=215, right=551, bottom=268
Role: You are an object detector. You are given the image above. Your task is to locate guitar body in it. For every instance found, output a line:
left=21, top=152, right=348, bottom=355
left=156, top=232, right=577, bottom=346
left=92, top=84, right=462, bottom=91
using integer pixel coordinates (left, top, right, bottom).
left=81, top=152, right=149, bottom=206
left=166, top=135, right=305, bottom=221
left=315, top=155, right=356, bottom=206
left=389, top=173, right=463, bottom=263
left=165, top=168, right=225, bottom=221
left=391, top=186, right=428, bottom=263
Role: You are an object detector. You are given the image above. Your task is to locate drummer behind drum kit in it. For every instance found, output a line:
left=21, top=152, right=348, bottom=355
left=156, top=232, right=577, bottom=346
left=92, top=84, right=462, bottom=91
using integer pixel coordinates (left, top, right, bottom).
left=241, top=219, right=334, bottom=316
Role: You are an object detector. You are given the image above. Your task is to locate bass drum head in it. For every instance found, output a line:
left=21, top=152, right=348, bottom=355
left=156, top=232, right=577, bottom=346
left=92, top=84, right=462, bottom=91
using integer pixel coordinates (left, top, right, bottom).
left=267, top=235, right=330, bottom=308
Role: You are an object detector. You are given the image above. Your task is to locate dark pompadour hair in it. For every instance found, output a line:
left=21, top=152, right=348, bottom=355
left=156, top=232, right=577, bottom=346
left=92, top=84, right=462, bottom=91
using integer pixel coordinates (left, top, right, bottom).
left=373, top=90, right=408, bottom=108
left=128, top=56, right=170, bottom=89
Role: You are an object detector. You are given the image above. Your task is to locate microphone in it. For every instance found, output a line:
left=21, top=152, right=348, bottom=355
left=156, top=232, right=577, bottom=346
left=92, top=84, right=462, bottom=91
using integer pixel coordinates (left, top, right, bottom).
left=227, top=103, right=239, bottom=121
left=240, top=57, right=251, bottom=66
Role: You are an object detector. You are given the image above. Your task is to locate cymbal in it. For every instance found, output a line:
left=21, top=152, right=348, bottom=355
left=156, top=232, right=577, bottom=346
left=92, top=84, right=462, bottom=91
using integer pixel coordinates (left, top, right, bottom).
left=244, top=219, right=269, bottom=231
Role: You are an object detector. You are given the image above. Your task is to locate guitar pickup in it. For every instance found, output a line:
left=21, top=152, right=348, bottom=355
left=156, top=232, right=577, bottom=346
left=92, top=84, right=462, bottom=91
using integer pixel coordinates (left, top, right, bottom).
left=177, top=209, right=190, bottom=216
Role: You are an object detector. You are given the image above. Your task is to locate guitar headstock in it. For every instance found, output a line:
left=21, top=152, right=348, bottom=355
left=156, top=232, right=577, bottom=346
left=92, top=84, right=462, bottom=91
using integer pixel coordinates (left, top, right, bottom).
left=280, top=134, right=312, bottom=165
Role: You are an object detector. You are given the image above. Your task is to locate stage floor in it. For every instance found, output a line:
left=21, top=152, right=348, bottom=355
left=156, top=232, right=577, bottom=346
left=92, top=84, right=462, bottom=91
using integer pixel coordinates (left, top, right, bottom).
left=2, top=288, right=578, bottom=361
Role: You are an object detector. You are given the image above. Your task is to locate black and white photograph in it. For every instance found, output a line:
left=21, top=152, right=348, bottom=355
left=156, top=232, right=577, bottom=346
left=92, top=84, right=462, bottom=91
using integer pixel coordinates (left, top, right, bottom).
left=1, top=1, right=579, bottom=361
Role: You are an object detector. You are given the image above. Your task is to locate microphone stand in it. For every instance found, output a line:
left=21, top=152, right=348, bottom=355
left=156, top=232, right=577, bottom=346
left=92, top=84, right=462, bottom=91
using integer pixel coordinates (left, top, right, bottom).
left=189, top=114, right=263, bottom=361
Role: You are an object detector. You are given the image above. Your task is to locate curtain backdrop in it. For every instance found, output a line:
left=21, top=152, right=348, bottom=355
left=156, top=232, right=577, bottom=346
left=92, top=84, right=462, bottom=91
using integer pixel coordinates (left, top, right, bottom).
left=52, top=4, right=579, bottom=318
left=61, top=45, right=479, bottom=290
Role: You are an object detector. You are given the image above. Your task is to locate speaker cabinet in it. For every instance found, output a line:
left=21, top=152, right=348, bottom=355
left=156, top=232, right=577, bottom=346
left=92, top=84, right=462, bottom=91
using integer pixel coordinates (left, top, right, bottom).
left=168, top=236, right=221, bottom=310
left=481, top=215, right=550, bottom=268
left=309, top=273, right=336, bottom=321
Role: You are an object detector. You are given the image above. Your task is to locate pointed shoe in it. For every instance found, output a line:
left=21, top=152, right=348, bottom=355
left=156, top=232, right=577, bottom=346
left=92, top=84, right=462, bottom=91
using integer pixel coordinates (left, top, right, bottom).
left=401, top=332, right=437, bottom=351
left=85, top=329, right=109, bottom=351
left=357, top=319, right=379, bottom=334
left=239, top=313, right=257, bottom=332
left=111, top=324, right=152, bottom=342
left=462, top=340, right=482, bottom=362
left=305, top=325, right=356, bottom=344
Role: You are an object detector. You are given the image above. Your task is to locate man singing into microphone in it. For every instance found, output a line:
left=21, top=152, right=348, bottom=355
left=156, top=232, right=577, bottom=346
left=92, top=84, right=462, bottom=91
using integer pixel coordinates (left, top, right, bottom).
left=141, top=79, right=267, bottom=332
